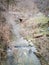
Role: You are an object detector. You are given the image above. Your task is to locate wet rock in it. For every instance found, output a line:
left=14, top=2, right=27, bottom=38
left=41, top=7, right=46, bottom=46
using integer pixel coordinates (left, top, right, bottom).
left=34, top=52, right=41, bottom=58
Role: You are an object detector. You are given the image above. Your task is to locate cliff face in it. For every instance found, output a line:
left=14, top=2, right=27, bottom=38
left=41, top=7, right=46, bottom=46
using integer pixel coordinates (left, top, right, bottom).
left=0, top=0, right=49, bottom=65
left=0, top=0, right=49, bottom=15
left=8, top=0, right=49, bottom=15
left=0, top=13, right=12, bottom=61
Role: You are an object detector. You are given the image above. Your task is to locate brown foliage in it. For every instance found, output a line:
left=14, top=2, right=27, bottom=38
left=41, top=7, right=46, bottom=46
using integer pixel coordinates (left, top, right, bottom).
left=0, top=15, right=12, bottom=60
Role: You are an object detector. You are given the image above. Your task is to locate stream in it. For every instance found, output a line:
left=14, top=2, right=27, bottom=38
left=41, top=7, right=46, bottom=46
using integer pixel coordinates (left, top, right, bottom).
left=2, top=12, right=41, bottom=65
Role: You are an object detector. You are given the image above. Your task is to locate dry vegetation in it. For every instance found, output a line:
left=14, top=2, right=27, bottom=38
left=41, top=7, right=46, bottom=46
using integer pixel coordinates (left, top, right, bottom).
left=0, top=13, right=12, bottom=63
left=0, top=0, right=49, bottom=65
left=20, top=17, right=49, bottom=65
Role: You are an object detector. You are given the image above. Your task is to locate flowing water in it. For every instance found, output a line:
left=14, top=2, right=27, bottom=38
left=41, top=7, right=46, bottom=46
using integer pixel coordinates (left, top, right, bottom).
left=2, top=12, right=41, bottom=65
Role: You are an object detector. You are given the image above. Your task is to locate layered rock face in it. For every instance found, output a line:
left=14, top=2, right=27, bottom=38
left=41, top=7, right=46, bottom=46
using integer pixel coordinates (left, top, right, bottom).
left=0, top=0, right=49, bottom=15
left=0, top=7, right=11, bottom=62
left=8, top=0, right=49, bottom=16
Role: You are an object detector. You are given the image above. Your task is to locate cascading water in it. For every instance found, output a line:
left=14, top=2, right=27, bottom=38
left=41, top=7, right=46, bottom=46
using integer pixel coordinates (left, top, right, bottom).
left=3, top=12, right=41, bottom=65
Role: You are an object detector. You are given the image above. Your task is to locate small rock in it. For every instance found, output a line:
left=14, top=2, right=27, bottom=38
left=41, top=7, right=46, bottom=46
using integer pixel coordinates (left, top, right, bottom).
left=33, top=33, right=43, bottom=38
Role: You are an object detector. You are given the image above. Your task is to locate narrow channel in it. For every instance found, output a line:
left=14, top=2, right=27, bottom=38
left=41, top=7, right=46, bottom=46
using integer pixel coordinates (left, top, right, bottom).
left=2, top=12, right=41, bottom=65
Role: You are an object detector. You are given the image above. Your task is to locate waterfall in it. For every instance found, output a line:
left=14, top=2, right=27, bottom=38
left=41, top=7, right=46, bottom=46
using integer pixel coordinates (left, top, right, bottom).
left=4, top=11, right=41, bottom=65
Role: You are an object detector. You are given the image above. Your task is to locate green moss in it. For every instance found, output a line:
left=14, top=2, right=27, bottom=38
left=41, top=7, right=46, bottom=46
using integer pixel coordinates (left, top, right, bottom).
left=33, top=15, right=49, bottom=23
